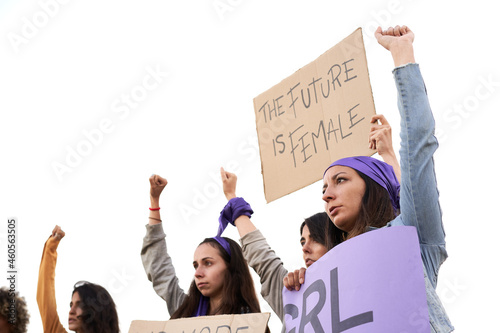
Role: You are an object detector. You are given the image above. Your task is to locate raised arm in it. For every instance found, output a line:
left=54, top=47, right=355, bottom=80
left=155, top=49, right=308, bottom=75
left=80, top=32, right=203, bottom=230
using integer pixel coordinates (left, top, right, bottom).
left=220, top=167, right=288, bottom=322
left=376, top=26, right=446, bottom=286
left=141, top=174, right=187, bottom=316
left=36, top=226, right=67, bottom=333
left=375, top=26, right=454, bottom=333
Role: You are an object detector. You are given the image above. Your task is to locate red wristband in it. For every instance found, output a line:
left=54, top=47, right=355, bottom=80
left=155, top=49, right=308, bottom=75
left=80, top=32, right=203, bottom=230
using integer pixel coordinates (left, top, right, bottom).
left=149, top=207, right=160, bottom=211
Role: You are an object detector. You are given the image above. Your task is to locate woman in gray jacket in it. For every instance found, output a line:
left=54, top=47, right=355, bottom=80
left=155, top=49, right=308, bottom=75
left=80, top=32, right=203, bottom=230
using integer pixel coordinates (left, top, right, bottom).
left=141, top=174, right=267, bottom=321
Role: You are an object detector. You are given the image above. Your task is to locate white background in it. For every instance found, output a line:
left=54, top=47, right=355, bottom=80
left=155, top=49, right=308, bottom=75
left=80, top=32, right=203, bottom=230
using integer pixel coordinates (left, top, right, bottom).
left=1, top=1, right=499, bottom=332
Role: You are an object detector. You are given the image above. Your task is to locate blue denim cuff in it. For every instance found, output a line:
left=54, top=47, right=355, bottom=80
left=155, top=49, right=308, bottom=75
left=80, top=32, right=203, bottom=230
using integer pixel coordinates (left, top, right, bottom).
left=392, top=62, right=419, bottom=73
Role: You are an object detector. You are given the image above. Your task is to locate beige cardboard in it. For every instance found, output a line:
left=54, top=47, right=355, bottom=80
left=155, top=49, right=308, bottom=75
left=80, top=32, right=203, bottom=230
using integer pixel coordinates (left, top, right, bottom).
left=128, top=312, right=271, bottom=333
left=253, top=28, right=375, bottom=203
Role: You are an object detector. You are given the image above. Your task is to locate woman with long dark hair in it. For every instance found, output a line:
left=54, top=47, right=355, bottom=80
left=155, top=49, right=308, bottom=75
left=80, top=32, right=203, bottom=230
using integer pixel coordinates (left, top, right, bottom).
left=141, top=174, right=266, bottom=321
left=219, top=168, right=339, bottom=331
left=286, top=26, right=454, bottom=332
left=219, top=125, right=399, bottom=331
left=37, top=226, right=120, bottom=333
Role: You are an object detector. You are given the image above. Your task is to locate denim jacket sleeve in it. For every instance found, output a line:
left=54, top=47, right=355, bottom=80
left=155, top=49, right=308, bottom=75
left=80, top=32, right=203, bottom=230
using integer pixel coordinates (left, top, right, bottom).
left=388, top=63, right=447, bottom=289
left=389, top=64, right=454, bottom=332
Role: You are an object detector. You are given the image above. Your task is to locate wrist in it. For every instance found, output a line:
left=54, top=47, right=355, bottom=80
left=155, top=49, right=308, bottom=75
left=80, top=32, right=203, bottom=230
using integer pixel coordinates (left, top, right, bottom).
left=381, top=148, right=396, bottom=159
left=225, top=193, right=237, bottom=201
left=150, top=197, right=160, bottom=208
left=390, top=42, right=415, bottom=67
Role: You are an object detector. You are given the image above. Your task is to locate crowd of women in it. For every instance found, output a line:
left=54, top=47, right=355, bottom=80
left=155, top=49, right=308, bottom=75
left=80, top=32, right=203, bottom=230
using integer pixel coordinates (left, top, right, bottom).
left=30, top=26, right=454, bottom=333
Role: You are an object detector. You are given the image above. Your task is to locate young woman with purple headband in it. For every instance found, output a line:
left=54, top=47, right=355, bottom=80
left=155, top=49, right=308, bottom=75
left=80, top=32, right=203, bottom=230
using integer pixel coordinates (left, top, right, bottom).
left=218, top=114, right=401, bottom=333
left=141, top=175, right=267, bottom=323
left=285, top=26, right=454, bottom=332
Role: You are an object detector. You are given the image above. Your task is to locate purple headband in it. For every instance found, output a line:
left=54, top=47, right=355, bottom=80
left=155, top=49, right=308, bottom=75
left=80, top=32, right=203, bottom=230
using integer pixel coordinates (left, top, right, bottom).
left=193, top=197, right=253, bottom=317
left=212, top=236, right=231, bottom=257
left=324, top=156, right=400, bottom=213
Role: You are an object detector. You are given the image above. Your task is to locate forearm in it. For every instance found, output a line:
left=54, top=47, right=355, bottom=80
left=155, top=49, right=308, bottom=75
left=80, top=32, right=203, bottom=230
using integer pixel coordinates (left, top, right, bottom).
left=240, top=230, right=288, bottom=321
left=380, top=150, right=401, bottom=183
left=149, top=196, right=161, bottom=225
left=390, top=41, right=415, bottom=67
left=234, top=216, right=257, bottom=238
left=36, top=238, right=67, bottom=333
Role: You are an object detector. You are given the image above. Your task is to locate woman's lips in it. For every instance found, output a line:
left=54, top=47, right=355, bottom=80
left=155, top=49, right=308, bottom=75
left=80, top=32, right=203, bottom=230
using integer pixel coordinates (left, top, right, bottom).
left=329, top=206, right=340, bottom=215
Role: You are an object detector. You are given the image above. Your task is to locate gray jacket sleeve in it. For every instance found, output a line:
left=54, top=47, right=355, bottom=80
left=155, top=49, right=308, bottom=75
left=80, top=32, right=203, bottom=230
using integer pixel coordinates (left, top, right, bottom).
left=141, top=223, right=187, bottom=316
left=240, top=229, right=288, bottom=322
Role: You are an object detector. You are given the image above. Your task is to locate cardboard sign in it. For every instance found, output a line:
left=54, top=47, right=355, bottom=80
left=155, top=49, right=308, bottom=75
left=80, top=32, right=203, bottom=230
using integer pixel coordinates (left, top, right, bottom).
left=283, top=227, right=431, bottom=333
left=128, top=312, right=270, bottom=333
left=253, top=28, right=375, bottom=202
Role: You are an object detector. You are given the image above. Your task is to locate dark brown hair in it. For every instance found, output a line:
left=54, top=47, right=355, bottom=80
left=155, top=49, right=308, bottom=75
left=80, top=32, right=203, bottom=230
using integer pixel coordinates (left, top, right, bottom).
left=345, top=171, right=396, bottom=240
left=300, top=212, right=346, bottom=250
left=171, top=237, right=262, bottom=318
left=72, top=281, right=119, bottom=333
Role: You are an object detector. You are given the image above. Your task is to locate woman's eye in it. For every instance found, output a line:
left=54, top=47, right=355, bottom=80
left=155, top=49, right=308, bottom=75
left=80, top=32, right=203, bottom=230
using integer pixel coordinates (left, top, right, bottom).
left=337, top=177, right=346, bottom=184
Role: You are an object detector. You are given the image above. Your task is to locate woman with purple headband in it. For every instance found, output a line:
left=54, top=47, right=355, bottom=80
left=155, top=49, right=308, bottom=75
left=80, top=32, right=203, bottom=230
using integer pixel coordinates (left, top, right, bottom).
left=141, top=174, right=267, bottom=323
left=285, top=26, right=454, bottom=332
left=220, top=115, right=400, bottom=333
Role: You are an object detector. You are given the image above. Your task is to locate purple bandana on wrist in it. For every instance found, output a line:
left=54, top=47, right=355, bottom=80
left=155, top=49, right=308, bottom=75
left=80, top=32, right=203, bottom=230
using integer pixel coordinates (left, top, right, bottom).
left=219, top=197, right=253, bottom=229
left=213, top=197, right=253, bottom=256
left=324, top=156, right=400, bottom=213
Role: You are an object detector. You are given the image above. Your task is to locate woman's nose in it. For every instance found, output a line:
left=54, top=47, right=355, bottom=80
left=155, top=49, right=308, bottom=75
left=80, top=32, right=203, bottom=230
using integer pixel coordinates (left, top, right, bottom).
left=322, top=186, right=334, bottom=202
left=302, top=241, right=311, bottom=254
left=195, top=267, right=204, bottom=278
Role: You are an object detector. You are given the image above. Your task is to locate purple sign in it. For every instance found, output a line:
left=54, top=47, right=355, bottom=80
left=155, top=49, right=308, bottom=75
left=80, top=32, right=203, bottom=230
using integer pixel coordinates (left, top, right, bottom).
left=283, top=226, right=430, bottom=333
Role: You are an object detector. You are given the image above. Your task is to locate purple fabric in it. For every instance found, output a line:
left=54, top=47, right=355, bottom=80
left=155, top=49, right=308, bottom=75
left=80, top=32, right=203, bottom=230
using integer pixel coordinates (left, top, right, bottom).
left=324, top=156, right=400, bottom=213
left=212, top=236, right=231, bottom=257
left=214, top=197, right=253, bottom=255
left=283, top=227, right=430, bottom=332
left=219, top=197, right=254, bottom=230
left=193, top=294, right=209, bottom=317
left=215, top=197, right=253, bottom=256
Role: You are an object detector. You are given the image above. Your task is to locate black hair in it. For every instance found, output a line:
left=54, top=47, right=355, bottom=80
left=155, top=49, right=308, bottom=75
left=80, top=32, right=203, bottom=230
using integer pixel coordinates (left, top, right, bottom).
left=300, top=212, right=346, bottom=250
left=72, top=281, right=119, bottom=332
